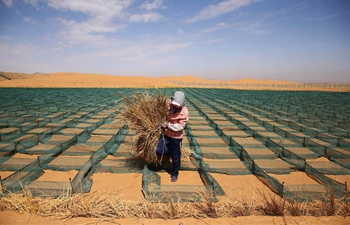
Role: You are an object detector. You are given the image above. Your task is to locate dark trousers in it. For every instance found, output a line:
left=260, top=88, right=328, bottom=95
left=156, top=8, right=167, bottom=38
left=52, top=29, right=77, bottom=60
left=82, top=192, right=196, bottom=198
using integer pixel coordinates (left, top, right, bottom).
left=156, top=135, right=182, bottom=177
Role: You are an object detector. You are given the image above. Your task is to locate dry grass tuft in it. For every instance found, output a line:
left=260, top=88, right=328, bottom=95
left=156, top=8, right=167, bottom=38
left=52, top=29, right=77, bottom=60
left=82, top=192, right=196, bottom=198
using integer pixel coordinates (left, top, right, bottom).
left=1, top=187, right=349, bottom=219
left=286, top=199, right=306, bottom=216
left=222, top=196, right=257, bottom=217
left=197, top=191, right=220, bottom=218
left=257, top=190, right=286, bottom=216
left=320, top=189, right=336, bottom=216
left=121, top=90, right=168, bottom=164
left=180, top=146, right=192, bottom=162
left=340, top=198, right=350, bottom=216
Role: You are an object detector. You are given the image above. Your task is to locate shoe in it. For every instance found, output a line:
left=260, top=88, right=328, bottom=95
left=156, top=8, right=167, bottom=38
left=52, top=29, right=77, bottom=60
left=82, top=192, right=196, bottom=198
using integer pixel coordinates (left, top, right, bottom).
left=171, top=176, right=178, bottom=182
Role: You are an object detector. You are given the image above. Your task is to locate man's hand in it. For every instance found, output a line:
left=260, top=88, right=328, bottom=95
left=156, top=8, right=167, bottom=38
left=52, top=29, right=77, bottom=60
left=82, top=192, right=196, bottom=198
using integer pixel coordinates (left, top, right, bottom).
left=161, top=121, right=169, bottom=128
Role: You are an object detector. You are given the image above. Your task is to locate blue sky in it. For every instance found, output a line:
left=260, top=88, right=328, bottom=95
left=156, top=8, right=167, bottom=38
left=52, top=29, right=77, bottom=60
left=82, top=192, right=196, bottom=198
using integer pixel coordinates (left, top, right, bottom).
left=0, top=0, right=349, bottom=83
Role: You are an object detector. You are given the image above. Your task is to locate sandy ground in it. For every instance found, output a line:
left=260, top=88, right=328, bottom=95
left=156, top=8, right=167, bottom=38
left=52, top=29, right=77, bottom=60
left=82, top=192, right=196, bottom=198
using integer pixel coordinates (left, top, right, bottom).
left=0, top=71, right=349, bottom=224
left=1, top=169, right=349, bottom=225
left=1, top=211, right=350, bottom=225
left=0, top=71, right=348, bottom=91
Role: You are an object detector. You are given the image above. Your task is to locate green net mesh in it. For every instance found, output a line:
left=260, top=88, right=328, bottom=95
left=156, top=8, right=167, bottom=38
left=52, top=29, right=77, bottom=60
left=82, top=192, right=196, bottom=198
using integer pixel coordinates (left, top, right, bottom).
left=1, top=88, right=349, bottom=202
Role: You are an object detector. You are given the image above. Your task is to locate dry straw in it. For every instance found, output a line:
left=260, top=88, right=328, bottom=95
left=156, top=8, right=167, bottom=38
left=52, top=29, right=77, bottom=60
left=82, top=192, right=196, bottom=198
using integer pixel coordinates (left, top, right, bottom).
left=121, top=90, right=166, bottom=163
left=121, top=90, right=192, bottom=164
left=1, top=188, right=350, bottom=219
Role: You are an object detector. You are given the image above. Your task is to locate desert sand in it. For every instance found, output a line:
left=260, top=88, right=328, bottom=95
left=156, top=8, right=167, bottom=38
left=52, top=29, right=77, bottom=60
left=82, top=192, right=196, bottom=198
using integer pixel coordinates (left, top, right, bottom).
left=0, top=71, right=349, bottom=225
left=0, top=71, right=349, bottom=91
left=2, top=211, right=349, bottom=225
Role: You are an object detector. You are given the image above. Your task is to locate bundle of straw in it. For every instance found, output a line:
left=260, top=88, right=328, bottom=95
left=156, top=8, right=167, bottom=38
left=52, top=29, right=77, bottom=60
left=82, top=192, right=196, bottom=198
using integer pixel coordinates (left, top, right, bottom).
left=121, top=90, right=168, bottom=163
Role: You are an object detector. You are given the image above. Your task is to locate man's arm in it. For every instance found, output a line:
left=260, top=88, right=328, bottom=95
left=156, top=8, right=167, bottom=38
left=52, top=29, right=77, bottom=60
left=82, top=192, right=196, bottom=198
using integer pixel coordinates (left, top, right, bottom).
left=167, top=108, right=189, bottom=131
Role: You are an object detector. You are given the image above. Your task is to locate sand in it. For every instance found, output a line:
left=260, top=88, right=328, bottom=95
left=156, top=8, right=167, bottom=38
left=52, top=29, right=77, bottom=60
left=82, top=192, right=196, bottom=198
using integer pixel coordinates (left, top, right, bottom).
left=1, top=211, right=349, bottom=225
left=0, top=71, right=349, bottom=224
left=0, top=71, right=348, bottom=91
left=209, top=173, right=275, bottom=204
left=35, top=170, right=78, bottom=182
left=90, top=172, right=145, bottom=202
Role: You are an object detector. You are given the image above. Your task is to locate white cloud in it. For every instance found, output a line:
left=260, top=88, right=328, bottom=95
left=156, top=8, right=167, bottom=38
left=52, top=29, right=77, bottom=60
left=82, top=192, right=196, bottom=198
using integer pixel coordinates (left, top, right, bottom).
left=237, top=11, right=249, bottom=17
left=60, top=18, right=124, bottom=34
left=308, top=13, right=337, bottom=21
left=205, top=38, right=230, bottom=44
left=0, top=41, right=36, bottom=57
left=185, top=0, right=260, bottom=23
left=202, top=22, right=229, bottom=33
left=116, top=41, right=193, bottom=61
left=129, top=13, right=163, bottom=23
left=58, top=18, right=126, bottom=46
left=79, top=38, right=193, bottom=62
left=2, top=0, right=13, bottom=7
left=48, top=0, right=134, bottom=21
left=201, top=20, right=270, bottom=35
left=2, top=0, right=39, bottom=8
left=23, top=0, right=39, bottom=8
left=23, top=17, right=35, bottom=23
left=47, top=0, right=134, bottom=47
left=139, top=0, right=165, bottom=11
left=0, top=35, right=12, bottom=40
left=238, top=21, right=270, bottom=34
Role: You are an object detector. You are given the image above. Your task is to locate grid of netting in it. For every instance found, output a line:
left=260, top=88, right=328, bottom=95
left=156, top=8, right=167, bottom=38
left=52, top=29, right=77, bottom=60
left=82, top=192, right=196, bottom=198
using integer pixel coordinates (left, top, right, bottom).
left=0, top=88, right=129, bottom=197
left=1, top=88, right=349, bottom=202
left=183, top=88, right=349, bottom=200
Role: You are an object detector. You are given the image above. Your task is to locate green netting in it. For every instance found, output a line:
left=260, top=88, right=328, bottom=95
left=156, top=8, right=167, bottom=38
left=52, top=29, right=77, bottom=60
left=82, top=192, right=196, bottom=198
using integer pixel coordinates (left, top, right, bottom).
left=0, top=153, right=39, bottom=171
left=1, top=88, right=350, bottom=201
left=241, top=146, right=277, bottom=159
left=192, top=145, right=238, bottom=159
left=200, top=158, right=251, bottom=175
left=304, top=163, right=347, bottom=198
left=282, top=184, right=330, bottom=201
left=0, top=143, right=15, bottom=158
left=43, top=155, right=90, bottom=171
left=112, top=143, right=135, bottom=156
left=326, top=146, right=350, bottom=158
left=1, top=158, right=93, bottom=197
left=62, top=144, right=103, bottom=156
left=71, top=158, right=93, bottom=194
left=266, top=138, right=321, bottom=160
left=184, top=88, right=349, bottom=200
left=247, top=160, right=284, bottom=196
left=26, top=181, right=72, bottom=197
left=338, top=139, right=350, bottom=148
left=1, top=160, right=44, bottom=194
left=324, top=147, right=350, bottom=170
left=253, top=159, right=299, bottom=174
left=306, top=159, right=350, bottom=174
left=93, top=156, right=145, bottom=173
left=142, top=164, right=224, bottom=202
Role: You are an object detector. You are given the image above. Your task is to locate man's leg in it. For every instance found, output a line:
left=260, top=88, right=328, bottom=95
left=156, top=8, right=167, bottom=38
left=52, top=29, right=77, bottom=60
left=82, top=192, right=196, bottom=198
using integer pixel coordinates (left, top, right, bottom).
left=169, top=138, right=182, bottom=181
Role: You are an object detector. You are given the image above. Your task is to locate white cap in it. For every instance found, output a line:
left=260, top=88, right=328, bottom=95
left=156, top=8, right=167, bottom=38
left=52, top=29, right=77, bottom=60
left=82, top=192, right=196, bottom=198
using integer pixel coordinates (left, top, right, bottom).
left=172, top=101, right=181, bottom=107
left=171, top=91, right=185, bottom=107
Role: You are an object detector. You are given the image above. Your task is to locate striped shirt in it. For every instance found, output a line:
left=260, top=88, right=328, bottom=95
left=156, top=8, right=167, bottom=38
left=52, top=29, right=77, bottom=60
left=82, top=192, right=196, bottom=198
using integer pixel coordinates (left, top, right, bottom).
left=165, top=101, right=189, bottom=139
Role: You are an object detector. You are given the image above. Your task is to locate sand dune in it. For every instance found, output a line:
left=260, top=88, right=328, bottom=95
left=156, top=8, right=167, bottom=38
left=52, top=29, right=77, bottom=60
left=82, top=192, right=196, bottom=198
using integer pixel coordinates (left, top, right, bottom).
left=0, top=71, right=295, bottom=87
left=0, top=72, right=174, bottom=87
left=0, top=71, right=348, bottom=91
left=227, top=77, right=298, bottom=84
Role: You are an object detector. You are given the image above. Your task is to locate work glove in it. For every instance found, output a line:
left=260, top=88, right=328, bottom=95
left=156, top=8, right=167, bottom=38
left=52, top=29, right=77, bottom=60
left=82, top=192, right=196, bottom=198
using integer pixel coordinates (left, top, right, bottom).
left=161, top=121, right=168, bottom=128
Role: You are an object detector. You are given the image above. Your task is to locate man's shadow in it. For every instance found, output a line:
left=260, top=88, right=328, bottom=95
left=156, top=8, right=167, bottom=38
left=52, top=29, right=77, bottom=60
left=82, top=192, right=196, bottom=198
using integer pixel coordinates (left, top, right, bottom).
left=147, top=154, right=172, bottom=175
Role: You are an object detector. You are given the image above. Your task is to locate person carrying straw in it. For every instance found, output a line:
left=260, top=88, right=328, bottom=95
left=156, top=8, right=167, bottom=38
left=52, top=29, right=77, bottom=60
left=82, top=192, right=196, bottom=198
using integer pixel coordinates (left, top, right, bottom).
left=156, top=91, right=189, bottom=182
